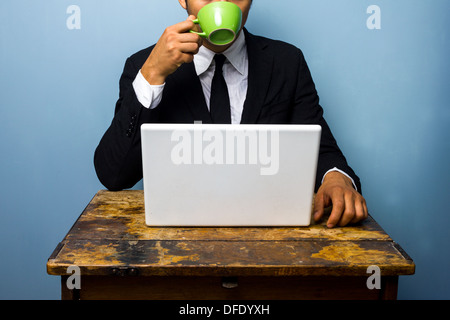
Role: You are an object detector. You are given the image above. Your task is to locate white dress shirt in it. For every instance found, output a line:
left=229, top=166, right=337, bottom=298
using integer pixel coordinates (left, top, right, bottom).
left=132, top=30, right=248, bottom=124
left=131, top=31, right=357, bottom=190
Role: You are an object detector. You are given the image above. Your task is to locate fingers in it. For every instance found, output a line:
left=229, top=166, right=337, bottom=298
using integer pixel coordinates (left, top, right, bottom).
left=315, top=171, right=368, bottom=228
left=178, top=33, right=203, bottom=53
left=172, top=37, right=201, bottom=65
left=326, top=192, right=345, bottom=228
left=324, top=189, right=368, bottom=228
left=141, top=19, right=202, bottom=84
left=187, top=15, right=196, bottom=22
left=338, top=192, right=357, bottom=227
left=178, top=15, right=203, bottom=50
left=172, top=16, right=196, bottom=33
left=313, top=193, right=325, bottom=222
left=351, top=198, right=369, bottom=223
left=178, top=32, right=202, bottom=44
left=164, top=22, right=202, bottom=57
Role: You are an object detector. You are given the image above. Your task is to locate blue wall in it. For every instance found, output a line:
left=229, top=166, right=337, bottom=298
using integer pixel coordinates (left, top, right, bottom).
left=0, top=0, right=448, bottom=299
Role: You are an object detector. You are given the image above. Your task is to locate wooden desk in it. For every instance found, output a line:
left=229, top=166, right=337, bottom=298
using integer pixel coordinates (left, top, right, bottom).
left=47, top=190, right=414, bottom=300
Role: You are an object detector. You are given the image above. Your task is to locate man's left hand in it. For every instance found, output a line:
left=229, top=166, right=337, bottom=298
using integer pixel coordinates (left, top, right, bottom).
left=313, top=171, right=368, bottom=228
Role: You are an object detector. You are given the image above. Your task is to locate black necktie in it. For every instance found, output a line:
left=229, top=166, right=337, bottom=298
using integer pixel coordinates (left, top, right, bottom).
left=210, top=54, right=231, bottom=124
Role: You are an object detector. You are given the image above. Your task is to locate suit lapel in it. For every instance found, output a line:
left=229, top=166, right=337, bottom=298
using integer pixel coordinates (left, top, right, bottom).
left=171, top=62, right=212, bottom=123
left=240, top=29, right=274, bottom=124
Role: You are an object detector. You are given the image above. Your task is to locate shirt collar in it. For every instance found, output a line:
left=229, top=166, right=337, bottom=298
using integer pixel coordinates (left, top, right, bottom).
left=194, top=30, right=247, bottom=76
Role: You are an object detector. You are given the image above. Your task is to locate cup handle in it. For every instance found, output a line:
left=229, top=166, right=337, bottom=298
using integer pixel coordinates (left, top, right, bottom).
left=189, top=19, right=207, bottom=38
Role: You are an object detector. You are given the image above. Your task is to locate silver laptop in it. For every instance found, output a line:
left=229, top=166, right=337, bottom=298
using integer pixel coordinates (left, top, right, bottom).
left=141, top=123, right=321, bottom=226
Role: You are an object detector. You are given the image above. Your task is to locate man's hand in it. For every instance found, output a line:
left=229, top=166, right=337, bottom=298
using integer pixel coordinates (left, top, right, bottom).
left=313, top=171, right=368, bottom=228
left=141, top=16, right=202, bottom=85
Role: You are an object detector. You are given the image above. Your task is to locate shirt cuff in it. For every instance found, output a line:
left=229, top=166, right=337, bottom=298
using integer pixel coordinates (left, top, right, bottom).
left=132, top=70, right=165, bottom=109
left=321, top=167, right=358, bottom=191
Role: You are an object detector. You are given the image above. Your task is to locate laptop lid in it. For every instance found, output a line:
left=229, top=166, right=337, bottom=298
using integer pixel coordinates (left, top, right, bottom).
left=141, top=123, right=321, bottom=226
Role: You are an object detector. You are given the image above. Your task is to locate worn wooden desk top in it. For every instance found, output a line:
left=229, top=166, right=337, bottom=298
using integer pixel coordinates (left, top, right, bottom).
left=47, top=190, right=415, bottom=277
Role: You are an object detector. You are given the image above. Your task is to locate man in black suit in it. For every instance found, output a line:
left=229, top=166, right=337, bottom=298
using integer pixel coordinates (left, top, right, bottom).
left=94, top=0, right=368, bottom=228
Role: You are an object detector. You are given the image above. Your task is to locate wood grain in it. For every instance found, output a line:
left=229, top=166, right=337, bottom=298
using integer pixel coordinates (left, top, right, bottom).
left=47, top=190, right=415, bottom=278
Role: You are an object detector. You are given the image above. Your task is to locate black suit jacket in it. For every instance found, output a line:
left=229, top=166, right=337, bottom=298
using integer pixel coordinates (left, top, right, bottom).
left=94, top=29, right=361, bottom=192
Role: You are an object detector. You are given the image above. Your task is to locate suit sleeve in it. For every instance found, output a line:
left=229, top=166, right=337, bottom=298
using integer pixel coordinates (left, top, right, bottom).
left=94, top=55, right=157, bottom=191
left=291, top=50, right=362, bottom=193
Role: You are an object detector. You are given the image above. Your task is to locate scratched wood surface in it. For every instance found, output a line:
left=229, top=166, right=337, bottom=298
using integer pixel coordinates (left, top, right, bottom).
left=47, top=190, right=415, bottom=277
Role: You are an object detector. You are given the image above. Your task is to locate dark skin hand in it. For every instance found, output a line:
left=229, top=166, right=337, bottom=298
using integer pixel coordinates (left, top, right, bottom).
left=313, top=171, right=368, bottom=228
left=141, top=16, right=202, bottom=85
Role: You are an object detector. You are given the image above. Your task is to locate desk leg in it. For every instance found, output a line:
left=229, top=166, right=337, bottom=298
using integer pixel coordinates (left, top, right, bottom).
left=61, top=276, right=80, bottom=300
left=381, top=276, right=398, bottom=300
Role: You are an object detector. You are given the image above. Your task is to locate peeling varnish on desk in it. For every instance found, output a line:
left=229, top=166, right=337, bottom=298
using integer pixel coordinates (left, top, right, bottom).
left=311, top=242, right=405, bottom=265
left=76, top=190, right=390, bottom=242
left=59, top=242, right=122, bottom=265
left=47, top=191, right=414, bottom=277
left=154, top=241, right=200, bottom=265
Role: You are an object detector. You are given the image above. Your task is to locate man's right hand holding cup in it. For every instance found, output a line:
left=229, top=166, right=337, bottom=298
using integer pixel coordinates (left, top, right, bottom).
left=141, top=16, right=202, bottom=85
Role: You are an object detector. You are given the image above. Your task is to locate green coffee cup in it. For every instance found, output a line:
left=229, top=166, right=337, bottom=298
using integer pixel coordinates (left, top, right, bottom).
left=190, top=2, right=243, bottom=46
